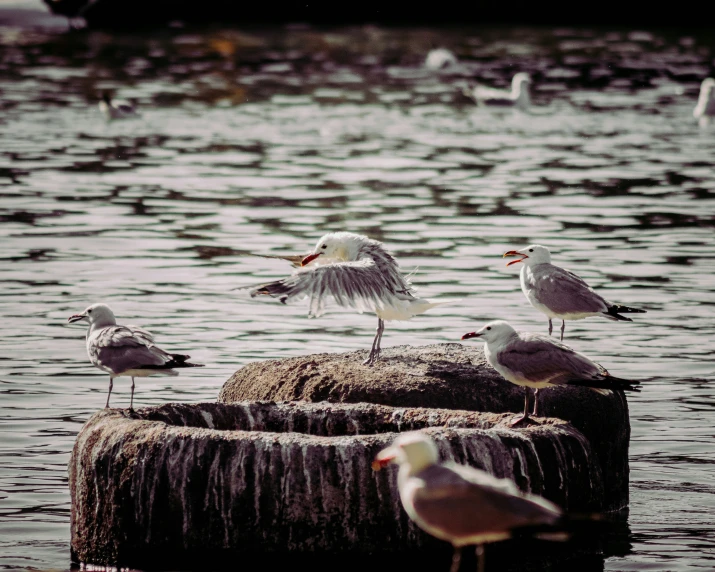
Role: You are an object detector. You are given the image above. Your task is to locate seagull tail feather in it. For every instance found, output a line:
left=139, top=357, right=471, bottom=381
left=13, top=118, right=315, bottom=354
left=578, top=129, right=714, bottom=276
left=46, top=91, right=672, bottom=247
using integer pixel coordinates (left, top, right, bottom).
left=566, top=376, right=641, bottom=393
left=603, top=304, right=646, bottom=321
left=408, top=298, right=462, bottom=316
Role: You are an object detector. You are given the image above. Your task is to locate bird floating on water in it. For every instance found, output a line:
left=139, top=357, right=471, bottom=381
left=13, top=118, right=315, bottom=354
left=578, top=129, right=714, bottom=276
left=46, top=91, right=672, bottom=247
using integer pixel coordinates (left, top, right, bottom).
left=461, top=320, right=640, bottom=426
left=68, top=303, right=203, bottom=409
left=694, top=78, right=715, bottom=126
left=98, top=92, right=139, bottom=120
left=503, top=244, right=646, bottom=340
left=249, top=232, right=449, bottom=365
left=463, top=72, right=531, bottom=108
left=373, top=431, right=567, bottom=572
left=424, top=48, right=458, bottom=70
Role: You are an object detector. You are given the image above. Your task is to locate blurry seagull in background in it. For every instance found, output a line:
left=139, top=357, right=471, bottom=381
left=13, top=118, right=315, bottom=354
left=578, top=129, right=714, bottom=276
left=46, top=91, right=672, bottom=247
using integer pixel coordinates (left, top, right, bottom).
left=373, top=431, right=567, bottom=572
left=503, top=244, right=646, bottom=340
left=248, top=232, right=450, bottom=365
left=68, top=303, right=203, bottom=409
left=693, top=78, right=715, bottom=126
left=461, top=320, right=641, bottom=426
left=98, top=92, right=139, bottom=120
left=463, top=72, right=531, bottom=108
left=425, top=48, right=458, bottom=70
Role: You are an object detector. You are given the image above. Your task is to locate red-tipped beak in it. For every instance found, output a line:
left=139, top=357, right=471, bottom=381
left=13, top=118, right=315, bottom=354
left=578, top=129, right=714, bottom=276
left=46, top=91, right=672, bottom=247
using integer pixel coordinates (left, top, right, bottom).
left=503, top=250, right=528, bottom=267
left=68, top=314, right=85, bottom=323
left=372, top=451, right=397, bottom=471
left=301, top=252, right=322, bottom=266
left=461, top=332, right=481, bottom=340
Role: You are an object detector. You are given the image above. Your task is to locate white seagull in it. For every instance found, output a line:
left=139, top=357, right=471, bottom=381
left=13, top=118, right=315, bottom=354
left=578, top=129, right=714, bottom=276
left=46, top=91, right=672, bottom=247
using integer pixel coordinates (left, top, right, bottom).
left=425, top=48, right=458, bottom=70
left=373, top=431, right=565, bottom=572
left=461, top=320, right=640, bottom=426
left=249, top=232, right=448, bottom=365
left=694, top=78, right=715, bottom=126
left=464, top=72, right=531, bottom=107
left=503, top=244, right=646, bottom=340
left=68, top=303, right=203, bottom=409
left=98, top=92, right=139, bottom=120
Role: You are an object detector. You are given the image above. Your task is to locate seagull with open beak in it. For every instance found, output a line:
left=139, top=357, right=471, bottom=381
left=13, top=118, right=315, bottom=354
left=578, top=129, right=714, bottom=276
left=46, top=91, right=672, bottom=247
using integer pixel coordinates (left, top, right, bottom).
left=249, top=232, right=450, bottom=365
left=372, top=431, right=565, bottom=572
left=503, top=244, right=646, bottom=340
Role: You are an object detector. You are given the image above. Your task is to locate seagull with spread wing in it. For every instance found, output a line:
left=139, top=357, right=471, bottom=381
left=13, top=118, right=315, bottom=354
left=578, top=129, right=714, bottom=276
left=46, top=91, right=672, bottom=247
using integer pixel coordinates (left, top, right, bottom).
left=68, top=303, right=203, bottom=409
left=461, top=320, right=640, bottom=426
left=250, top=232, right=448, bottom=365
left=373, top=431, right=567, bottom=572
left=503, top=244, right=646, bottom=340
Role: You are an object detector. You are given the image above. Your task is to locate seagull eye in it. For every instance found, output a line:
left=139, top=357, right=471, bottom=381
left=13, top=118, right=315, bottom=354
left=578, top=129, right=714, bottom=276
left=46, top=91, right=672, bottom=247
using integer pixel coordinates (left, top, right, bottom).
left=486, top=326, right=491, bottom=330
left=321, top=244, right=327, bottom=249
left=529, top=249, right=533, bottom=252
left=88, top=309, right=92, bottom=314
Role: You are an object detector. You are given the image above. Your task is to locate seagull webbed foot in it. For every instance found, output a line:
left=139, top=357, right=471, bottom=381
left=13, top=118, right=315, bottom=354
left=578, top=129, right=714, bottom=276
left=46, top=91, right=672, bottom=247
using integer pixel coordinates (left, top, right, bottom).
left=509, top=414, right=540, bottom=428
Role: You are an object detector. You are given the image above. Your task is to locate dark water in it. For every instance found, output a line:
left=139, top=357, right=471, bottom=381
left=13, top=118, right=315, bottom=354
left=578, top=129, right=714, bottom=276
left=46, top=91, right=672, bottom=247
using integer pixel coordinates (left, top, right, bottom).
left=1, top=5, right=714, bottom=570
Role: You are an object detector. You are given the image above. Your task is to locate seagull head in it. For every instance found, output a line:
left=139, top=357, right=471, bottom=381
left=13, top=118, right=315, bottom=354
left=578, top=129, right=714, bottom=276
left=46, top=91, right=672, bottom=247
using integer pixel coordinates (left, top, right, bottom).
left=700, top=78, right=715, bottom=99
left=461, top=320, right=516, bottom=343
left=512, top=72, right=531, bottom=91
left=68, top=303, right=117, bottom=327
left=301, top=232, right=366, bottom=266
left=372, top=431, right=439, bottom=473
left=503, top=244, right=551, bottom=267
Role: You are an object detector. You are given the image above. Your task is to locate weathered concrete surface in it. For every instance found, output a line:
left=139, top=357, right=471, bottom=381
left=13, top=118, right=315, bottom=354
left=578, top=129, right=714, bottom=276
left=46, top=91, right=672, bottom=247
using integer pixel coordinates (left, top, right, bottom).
left=220, top=343, right=631, bottom=511
left=70, top=402, right=603, bottom=569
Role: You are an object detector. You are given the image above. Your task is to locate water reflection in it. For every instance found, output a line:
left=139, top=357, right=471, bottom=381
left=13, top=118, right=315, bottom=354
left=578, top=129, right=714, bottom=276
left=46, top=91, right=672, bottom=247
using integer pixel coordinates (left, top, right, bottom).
left=0, top=17, right=714, bottom=572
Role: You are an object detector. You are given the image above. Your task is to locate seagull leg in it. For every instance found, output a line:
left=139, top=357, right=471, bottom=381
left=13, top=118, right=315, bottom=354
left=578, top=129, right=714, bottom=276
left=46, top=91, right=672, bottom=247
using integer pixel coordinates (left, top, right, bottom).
left=129, top=377, right=136, bottom=410
left=560, top=320, right=566, bottom=341
left=532, top=388, right=539, bottom=416
left=105, top=377, right=114, bottom=409
left=548, top=319, right=553, bottom=336
left=476, top=544, right=485, bottom=572
left=510, top=387, right=538, bottom=427
left=363, top=318, right=385, bottom=365
left=449, top=546, right=462, bottom=572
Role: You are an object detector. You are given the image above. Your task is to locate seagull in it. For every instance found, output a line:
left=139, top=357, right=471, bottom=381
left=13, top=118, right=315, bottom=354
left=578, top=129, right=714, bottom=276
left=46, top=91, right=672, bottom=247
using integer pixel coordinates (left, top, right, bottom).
left=68, top=303, right=203, bottom=409
left=463, top=72, right=531, bottom=107
left=425, top=48, right=458, bottom=70
left=503, top=244, right=646, bottom=341
left=461, top=320, right=640, bottom=426
left=98, top=92, right=139, bottom=120
left=694, top=78, right=715, bottom=126
left=249, top=232, right=448, bottom=365
left=373, top=431, right=565, bottom=572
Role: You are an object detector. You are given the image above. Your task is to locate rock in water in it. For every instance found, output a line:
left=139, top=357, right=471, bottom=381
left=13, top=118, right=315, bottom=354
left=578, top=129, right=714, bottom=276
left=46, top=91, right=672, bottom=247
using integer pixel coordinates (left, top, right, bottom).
left=70, top=402, right=605, bottom=569
left=220, top=343, right=631, bottom=511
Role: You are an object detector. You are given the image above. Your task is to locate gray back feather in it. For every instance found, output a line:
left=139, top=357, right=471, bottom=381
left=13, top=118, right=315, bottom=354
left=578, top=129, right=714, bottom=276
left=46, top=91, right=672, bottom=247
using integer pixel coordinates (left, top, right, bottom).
left=527, top=263, right=608, bottom=314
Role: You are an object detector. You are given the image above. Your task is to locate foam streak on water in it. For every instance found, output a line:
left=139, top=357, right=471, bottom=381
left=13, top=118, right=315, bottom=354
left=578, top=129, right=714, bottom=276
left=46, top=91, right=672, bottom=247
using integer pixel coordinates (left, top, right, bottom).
left=0, top=22, right=714, bottom=571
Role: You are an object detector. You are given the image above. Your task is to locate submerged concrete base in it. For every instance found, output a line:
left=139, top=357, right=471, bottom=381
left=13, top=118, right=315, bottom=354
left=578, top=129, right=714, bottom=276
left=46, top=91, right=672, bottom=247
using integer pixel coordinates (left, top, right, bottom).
left=70, top=402, right=606, bottom=569
left=220, top=343, right=631, bottom=511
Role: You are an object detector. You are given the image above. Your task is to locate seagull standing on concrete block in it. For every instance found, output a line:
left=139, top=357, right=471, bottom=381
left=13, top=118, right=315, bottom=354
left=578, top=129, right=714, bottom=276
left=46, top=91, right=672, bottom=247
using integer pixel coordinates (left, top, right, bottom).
left=461, top=320, right=641, bottom=426
left=68, top=303, right=203, bottom=409
left=373, top=431, right=565, bottom=572
left=249, top=232, right=450, bottom=365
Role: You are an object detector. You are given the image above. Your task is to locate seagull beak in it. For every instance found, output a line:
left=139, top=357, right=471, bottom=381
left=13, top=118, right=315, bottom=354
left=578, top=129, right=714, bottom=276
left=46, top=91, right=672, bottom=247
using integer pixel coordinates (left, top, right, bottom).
left=503, top=250, right=528, bottom=267
left=301, top=252, right=322, bottom=266
left=67, top=313, right=86, bottom=323
left=461, top=332, right=481, bottom=340
left=372, top=447, right=398, bottom=471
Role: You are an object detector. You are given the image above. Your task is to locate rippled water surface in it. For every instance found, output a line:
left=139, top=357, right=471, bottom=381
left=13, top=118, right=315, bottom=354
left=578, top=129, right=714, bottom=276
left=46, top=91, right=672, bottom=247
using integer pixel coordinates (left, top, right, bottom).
left=1, top=13, right=714, bottom=571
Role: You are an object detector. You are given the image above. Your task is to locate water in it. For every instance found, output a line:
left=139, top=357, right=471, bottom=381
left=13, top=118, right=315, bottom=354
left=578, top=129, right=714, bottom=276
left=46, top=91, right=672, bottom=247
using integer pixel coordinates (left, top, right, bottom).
left=1, top=7, right=714, bottom=570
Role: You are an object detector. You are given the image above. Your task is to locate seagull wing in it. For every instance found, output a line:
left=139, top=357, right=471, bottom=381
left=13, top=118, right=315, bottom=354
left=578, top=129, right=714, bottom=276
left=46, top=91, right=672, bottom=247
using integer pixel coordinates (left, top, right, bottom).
left=496, top=334, right=602, bottom=385
left=528, top=264, right=609, bottom=315
left=409, top=464, right=561, bottom=543
left=250, top=259, right=400, bottom=317
left=89, top=325, right=173, bottom=374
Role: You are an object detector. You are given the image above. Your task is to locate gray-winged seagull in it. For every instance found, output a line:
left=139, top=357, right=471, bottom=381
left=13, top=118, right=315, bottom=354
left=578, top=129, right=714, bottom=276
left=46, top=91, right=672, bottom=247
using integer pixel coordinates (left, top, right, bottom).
left=373, top=431, right=565, bottom=572
left=464, top=72, right=531, bottom=107
left=461, top=320, right=640, bottom=426
left=503, top=244, right=646, bottom=340
left=68, top=303, right=203, bottom=409
left=694, top=78, right=715, bottom=126
left=249, top=231, right=448, bottom=365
